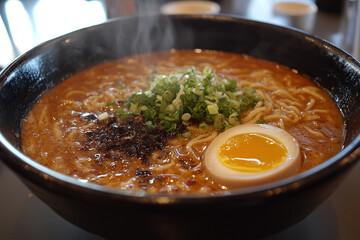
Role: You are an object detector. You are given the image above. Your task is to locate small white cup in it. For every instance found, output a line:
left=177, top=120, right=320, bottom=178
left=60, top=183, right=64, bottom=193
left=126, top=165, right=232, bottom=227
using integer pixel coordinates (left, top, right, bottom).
left=273, top=1, right=318, bottom=33
left=161, top=1, right=221, bottom=15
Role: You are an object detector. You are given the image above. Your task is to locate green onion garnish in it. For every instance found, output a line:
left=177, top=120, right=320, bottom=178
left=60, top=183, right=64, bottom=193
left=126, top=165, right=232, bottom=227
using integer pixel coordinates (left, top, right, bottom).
left=122, top=66, right=262, bottom=131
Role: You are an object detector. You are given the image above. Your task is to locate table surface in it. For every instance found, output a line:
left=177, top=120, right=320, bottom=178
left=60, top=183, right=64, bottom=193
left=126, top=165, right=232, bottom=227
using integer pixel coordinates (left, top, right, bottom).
left=1, top=0, right=360, bottom=239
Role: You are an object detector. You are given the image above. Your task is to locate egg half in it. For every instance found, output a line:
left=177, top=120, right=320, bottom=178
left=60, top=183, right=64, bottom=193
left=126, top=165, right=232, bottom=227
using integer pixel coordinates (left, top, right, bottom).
left=204, top=124, right=301, bottom=189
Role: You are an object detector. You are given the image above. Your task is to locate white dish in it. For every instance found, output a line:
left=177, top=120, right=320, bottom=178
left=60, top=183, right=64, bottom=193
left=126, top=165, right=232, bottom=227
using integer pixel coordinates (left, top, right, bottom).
left=161, top=1, right=220, bottom=15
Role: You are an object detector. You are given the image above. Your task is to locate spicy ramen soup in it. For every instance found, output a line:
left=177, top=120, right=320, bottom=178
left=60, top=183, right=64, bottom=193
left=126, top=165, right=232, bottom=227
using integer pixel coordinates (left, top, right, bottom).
left=21, top=50, right=344, bottom=194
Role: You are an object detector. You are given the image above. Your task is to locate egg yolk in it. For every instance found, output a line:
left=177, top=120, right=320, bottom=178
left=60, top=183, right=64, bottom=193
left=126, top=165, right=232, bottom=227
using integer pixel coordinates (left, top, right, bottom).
left=217, top=133, right=288, bottom=172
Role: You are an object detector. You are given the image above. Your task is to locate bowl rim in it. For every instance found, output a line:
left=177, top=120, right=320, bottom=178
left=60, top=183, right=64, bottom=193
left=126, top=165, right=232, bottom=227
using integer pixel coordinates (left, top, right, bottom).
left=1, top=14, right=360, bottom=204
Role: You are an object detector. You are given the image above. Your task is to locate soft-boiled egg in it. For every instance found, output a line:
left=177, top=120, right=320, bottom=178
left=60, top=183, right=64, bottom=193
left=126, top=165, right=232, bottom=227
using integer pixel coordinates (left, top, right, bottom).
left=204, top=124, right=301, bottom=189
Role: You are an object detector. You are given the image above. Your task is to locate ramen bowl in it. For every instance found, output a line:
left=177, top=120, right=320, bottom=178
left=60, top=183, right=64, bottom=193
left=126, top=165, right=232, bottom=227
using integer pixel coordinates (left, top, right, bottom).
left=1, top=15, right=360, bottom=239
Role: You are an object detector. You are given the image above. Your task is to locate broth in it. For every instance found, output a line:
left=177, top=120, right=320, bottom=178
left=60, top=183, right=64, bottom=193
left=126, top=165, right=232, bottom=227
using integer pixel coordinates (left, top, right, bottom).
left=21, top=50, right=345, bottom=194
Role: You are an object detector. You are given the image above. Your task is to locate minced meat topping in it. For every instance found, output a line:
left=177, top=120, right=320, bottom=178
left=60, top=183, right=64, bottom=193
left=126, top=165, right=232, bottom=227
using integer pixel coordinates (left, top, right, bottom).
left=83, top=115, right=179, bottom=164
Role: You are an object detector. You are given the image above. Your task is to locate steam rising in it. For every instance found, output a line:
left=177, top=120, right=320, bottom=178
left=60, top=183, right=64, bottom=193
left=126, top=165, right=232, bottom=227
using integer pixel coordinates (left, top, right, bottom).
left=131, top=15, right=175, bottom=55
left=131, top=1, right=176, bottom=55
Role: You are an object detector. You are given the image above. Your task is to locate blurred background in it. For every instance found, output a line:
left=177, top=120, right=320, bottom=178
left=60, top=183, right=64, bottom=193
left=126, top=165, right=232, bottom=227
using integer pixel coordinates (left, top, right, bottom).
left=1, top=1, right=360, bottom=240
left=0, top=0, right=359, bottom=69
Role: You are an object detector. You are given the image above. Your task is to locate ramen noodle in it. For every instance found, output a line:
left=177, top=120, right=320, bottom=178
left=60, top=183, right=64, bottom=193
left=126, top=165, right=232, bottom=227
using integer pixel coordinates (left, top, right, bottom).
left=21, top=50, right=345, bottom=194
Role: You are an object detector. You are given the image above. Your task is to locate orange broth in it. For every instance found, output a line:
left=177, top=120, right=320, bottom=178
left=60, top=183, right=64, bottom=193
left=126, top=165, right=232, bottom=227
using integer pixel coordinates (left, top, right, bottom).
left=21, top=50, right=345, bottom=193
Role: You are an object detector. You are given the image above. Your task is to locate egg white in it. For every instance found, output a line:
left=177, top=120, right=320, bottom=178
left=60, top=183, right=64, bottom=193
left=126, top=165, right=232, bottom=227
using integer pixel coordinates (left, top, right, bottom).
left=204, top=124, right=301, bottom=189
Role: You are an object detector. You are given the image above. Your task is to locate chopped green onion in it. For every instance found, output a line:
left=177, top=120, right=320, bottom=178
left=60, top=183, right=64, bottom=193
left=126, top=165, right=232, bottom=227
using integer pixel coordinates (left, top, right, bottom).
left=181, top=113, right=191, bottom=121
left=115, top=109, right=133, bottom=120
left=165, top=116, right=175, bottom=122
left=256, top=118, right=266, bottom=124
left=146, top=121, right=156, bottom=130
left=129, top=104, right=139, bottom=114
left=139, top=106, right=148, bottom=111
left=229, top=117, right=239, bottom=126
left=225, top=79, right=237, bottom=91
left=121, top=66, right=263, bottom=132
left=199, top=122, right=209, bottom=130
left=163, top=90, right=175, bottom=102
left=214, top=114, right=226, bottom=130
left=182, top=131, right=192, bottom=138
left=106, top=101, right=117, bottom=107
left=207, top=104, right=219, bottom=115
left=144, top=90, right=152, bottom=96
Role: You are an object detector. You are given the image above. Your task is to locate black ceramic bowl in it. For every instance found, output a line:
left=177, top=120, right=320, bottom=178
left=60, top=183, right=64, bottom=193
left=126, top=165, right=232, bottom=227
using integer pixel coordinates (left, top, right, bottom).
left=1, top=15, right=360, bottom=240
